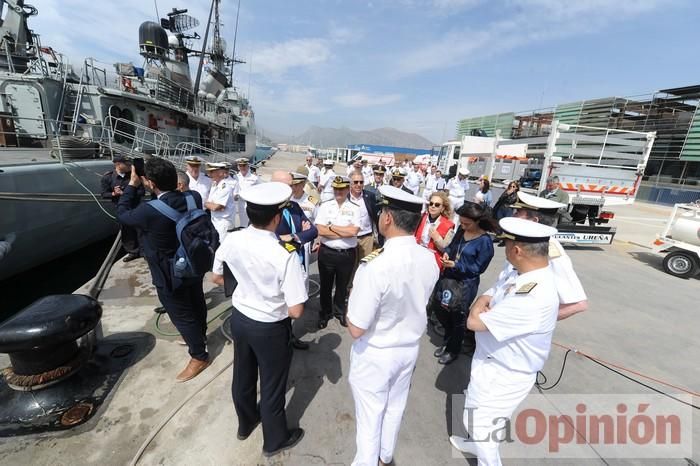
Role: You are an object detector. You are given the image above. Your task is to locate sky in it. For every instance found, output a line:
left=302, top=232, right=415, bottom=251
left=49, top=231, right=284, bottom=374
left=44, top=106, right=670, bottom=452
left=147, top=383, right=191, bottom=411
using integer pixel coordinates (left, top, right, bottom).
left=32, top=0, right=699, bottom=144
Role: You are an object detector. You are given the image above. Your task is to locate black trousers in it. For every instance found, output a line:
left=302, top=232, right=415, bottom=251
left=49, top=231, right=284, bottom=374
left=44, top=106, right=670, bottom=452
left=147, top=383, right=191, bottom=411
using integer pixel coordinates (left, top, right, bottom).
left=318, top=245, right=356, bottom=319
left=230, top=308, right=293, bottom=452
left=156, top=282, right=208, bottom=360
left=435, top=306, right=475, bottom=356
left=121, top=224, right=140, bottom=255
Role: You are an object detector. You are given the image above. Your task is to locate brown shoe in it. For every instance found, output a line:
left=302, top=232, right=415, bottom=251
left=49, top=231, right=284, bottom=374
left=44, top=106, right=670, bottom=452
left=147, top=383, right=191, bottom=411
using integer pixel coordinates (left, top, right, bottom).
left=175, top=358, right=210, bottom=382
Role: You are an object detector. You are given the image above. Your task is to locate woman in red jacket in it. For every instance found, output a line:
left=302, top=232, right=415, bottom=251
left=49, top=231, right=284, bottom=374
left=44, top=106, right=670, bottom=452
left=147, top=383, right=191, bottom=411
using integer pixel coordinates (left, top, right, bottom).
left=414, top=191, right=455, bottom=270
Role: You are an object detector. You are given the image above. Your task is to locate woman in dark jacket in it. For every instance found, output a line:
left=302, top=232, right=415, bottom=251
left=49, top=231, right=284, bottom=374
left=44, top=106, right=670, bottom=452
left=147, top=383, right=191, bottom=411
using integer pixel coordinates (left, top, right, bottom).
left=492, top=180, right=519, bottom=220
left=433, top=202, right=496, bottom=365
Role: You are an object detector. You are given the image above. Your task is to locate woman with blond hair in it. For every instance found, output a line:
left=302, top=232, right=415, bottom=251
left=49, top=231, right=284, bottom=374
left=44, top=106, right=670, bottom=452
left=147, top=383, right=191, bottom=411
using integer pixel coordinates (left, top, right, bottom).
left=414, top=191, right=455, bottom=271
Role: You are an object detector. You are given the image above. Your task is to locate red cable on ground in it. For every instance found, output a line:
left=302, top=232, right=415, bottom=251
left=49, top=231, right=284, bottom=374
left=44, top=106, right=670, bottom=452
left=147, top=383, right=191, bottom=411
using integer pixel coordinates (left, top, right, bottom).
left=551, top=341, right=700, bottom=398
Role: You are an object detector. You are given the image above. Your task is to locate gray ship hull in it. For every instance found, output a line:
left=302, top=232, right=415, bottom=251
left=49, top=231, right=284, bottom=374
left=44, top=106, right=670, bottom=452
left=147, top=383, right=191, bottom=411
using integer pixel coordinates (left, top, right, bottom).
left=0, top=157, right=118, bottom=281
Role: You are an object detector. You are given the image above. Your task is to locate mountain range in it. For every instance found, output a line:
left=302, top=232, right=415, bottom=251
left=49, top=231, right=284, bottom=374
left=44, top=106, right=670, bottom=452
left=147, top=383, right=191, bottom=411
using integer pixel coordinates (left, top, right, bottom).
left=260, top=126, right=434, bottom=149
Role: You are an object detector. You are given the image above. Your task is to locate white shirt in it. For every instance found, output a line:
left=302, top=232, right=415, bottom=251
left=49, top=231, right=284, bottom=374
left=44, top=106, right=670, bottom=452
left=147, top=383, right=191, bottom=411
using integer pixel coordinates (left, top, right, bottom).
left=349, top=193, right=372, bottom=236
left=424, top=173, right=438, bottom=193
left=347, top=236, right=440, bottom=348
left=236, top=170, right=259, bottom=195
left=419, top=215, right=442, bottom=247
left=207, top=176, right=237, bottom=222
left=484, top=238, right=587, bottom=305
left=306, top=164, right=321, bottom=184
left=315, top=198, right=361, bottom=249
left=477, top=265, right=559, bottom=373
left=187, top=171, right=212, bottom=202
left=213, top=227, right=308, bottom=322
left=292, top=192, right=317, bottom=222
left=435, top=177, right=447, bottom=190
left=361, top=165, right=374, bottom=185
left=319, top=169, right=336, bottom=197
left=447, top=176, right=469, bottom=198
left=405, top=170, right=421, bottom=195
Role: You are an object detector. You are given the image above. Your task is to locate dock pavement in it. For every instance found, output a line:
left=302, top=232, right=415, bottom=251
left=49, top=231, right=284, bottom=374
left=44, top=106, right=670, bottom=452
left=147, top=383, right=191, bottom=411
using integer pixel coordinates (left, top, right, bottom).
left=0, top=151, right=697, bottom=465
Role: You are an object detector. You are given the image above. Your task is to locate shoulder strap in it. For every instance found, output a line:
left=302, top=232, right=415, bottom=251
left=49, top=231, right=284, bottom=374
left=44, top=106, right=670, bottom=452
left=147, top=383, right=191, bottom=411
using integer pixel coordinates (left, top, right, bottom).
left=183, top=192, right=197, bottom=211
left=149, top=199, right=183, bottom=223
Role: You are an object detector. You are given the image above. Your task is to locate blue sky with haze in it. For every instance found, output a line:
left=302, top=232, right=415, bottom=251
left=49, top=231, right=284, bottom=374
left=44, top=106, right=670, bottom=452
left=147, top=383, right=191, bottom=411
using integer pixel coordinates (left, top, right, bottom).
left=34, top=0, right=698, bottom=143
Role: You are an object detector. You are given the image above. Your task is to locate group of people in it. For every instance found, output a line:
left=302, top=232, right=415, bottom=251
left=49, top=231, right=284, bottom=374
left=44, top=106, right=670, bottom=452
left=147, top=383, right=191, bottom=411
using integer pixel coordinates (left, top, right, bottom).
left=109, top=153, right=587, bottom=465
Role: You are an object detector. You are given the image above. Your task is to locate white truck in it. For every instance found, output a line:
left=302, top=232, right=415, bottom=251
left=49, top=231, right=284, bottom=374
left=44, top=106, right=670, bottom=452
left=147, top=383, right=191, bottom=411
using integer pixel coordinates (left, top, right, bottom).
left=652, top=201, right=700, bottom=278
left=435, top=121, right=657, bottom=245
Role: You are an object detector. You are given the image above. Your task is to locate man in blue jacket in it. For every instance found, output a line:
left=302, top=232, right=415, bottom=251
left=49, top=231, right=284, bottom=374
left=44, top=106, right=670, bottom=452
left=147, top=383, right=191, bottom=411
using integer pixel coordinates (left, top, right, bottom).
left=117, top=157, right=210, bottom=382
left=272, top=170, right=318, bottom=350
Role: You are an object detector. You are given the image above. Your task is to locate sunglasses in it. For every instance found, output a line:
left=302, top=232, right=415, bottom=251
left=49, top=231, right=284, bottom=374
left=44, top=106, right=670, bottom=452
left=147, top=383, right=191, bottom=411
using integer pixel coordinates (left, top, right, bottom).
left=428, top=202, right=443, bottom=207
left=352, top=180, right=364, bottom=184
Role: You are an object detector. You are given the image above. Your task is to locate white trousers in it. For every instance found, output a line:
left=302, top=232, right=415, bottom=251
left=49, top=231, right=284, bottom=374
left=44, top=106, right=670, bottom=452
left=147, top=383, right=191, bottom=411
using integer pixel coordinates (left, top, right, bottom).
left=449, top=195, right=465, bottom=223
left=212, top=217, right=233, bottom=244
left=349, top=343, right=419, bottom=466
left=236, top=200, right=248, bottom=228
left=460, top=358, right=536, bottom=466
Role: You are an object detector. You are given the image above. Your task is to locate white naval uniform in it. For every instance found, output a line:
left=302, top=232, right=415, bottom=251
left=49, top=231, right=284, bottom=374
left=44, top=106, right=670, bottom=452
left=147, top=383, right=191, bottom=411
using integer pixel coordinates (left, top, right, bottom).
left=319, top=169, right=336, bottom=202
left=483, top=238, right=587, bottom=306
left=187, top=172, right=212, bottom=203
left=361, top=165, right=374, bottom=185
left=235, top=171, right=260, bottom=227
left=212, top=226, right=308, bottom=322
left=314, top=198, right=361, bottom=249
left=458, top=265, right=558, bottom=466
left=347, top=236, right=440, bottom=466
left=291, top=192, right=317, bottom=222
left=404, top=169, right=421, bottom=195
left=306, top=164, right=321, bottom=186
left=207, top=176, right=237, bottom=242
left=447, top=176, right=470, bottom=214
left=423, top=173, right=437, bottom=200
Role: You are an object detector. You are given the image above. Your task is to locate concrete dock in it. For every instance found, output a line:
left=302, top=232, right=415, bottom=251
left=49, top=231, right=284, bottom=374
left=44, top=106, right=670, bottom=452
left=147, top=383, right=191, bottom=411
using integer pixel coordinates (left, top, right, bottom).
left=0, top=151, right=697, bottom=465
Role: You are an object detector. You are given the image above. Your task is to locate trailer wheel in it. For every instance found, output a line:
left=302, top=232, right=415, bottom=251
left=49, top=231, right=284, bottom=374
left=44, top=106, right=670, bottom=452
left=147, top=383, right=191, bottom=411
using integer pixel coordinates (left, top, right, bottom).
left=662, top=251, right=699, bottom=279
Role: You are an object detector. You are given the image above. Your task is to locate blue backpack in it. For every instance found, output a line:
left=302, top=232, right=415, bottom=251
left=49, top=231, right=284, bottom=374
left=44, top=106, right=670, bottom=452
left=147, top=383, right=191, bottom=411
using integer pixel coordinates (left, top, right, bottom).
left=149, top=192, right=220, bottom=281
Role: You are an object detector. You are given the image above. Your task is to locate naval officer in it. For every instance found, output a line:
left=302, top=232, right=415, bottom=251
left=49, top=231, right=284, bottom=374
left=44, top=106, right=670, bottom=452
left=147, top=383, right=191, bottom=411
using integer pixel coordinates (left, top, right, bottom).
left=234, top=157, right=260, bottom=227
left=470, top=191, right=588, bottom=321
left=184, top=156, right=212, bottom=202
left=449, top=217, right=559, bottom=465
left=204, top=162, right=237, bottom=242
left=446, top=167, right=471, bottom=215
left=347, top=185, right=440, bottom=466
left=314, top=175, right=361, bottom=328
left=211, top=182, right=306, bottom=457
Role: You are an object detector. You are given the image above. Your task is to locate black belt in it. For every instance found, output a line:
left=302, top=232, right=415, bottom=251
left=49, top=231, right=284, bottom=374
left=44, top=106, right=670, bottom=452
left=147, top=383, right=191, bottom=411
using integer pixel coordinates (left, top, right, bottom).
left=321, top=244, right=355, bottom=253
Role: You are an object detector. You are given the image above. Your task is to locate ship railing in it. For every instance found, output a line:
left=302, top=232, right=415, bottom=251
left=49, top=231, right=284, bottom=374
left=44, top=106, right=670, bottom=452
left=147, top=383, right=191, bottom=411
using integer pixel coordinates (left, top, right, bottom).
left=100, top=115, right=170, bottom=160
left=171, top=142, right=231, bottom=167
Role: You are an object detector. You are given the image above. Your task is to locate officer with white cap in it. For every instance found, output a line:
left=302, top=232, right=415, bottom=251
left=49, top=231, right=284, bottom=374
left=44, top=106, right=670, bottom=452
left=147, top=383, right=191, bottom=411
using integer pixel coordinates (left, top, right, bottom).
left=471, top=191, right=588, bottom=321
left=211, top=182, right=307, bottom=457
left=204, top=162, right=238, bottom=242
left=347, top=185, right=439, bottom=466
left=446, top=167, right=471, bottom=214
left=449, top=217, right=559, bottom=465
left=234, top=157, right=260, bottom=227
left=185, top=156, right=212, bottom=202
left=315, top=175, right=361, bottom=328
left=319, top=159, right=337, bottom=202
left=290, top=172, right=318, bottom=221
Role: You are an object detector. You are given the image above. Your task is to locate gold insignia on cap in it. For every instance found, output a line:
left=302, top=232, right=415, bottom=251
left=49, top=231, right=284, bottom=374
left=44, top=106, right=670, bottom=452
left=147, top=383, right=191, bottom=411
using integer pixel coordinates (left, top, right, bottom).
left=515, top=282, right=538, bottom=294
left=360, top=248, right=384, bottom=263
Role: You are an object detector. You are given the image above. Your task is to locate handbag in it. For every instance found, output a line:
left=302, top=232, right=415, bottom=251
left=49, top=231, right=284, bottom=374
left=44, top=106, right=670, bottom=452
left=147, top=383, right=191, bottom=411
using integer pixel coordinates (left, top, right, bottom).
left=428, top=276, right=465, bottom=313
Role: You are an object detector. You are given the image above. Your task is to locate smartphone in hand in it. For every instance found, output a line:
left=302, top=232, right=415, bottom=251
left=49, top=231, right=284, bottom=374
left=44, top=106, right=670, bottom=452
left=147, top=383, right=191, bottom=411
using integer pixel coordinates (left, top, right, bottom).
left=133, top=157, right=145, bottom=177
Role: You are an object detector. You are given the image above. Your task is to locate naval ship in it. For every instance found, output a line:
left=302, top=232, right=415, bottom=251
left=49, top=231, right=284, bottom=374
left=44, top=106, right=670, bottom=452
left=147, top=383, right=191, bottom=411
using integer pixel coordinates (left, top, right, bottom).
left=0, top=0, right=259, bottom=281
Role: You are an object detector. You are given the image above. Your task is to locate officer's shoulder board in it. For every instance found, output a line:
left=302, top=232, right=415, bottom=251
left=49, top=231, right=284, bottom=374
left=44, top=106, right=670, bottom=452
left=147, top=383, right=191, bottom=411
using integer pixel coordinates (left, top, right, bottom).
left=515, top=282, right=538, bottom=294
left=279, top=240, right=298, bottom=254
left=307, top=195, right=318, bottom=205
left=361, top=248, right=384, bottom=263
left=548, top=239, right=562, bottom=259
